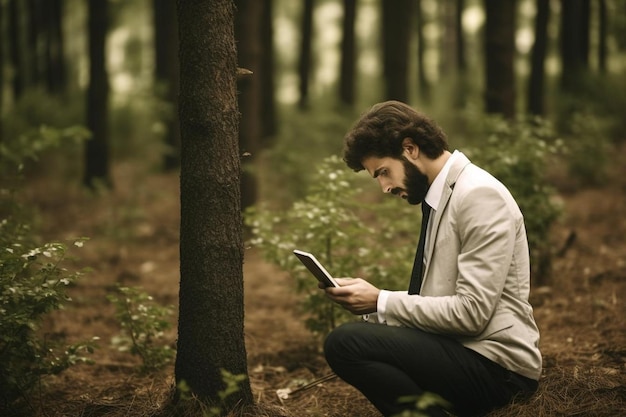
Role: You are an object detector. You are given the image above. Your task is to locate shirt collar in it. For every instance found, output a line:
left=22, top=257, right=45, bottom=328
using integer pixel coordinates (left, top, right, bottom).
left=425, top=150, right=458, bottom=211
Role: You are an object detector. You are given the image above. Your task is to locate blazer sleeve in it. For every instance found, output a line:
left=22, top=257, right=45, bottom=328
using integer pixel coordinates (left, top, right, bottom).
left=384, top=184, right=519, bottom=336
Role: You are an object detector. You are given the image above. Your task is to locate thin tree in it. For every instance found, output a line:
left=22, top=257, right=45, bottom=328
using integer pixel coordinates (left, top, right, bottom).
left=260, top=0, right=277, bottom=140
left=439, top=0, right=457, bottom=75
left=235, top=0, right=262, bottom=209
left=455, top=0, right=466, bottom=72
left=84, top=0, right=111, bottom=188
left=8, top=0, right=24, bottom=100
left=43, top=0, right=66, bottom=94
left=382, top=0, right=413, bottom=102
left=453, top=0, right=468, bottom=108
left=27, top=0, right=43, bottom=88
left=527, top=0, right=550, bottom=116
left=0, top=1, right=3, bottom=141
left=175, top=0, right=253, bottom=409
left=153, top=0, right=180, bottom=171
left=416, top=0, right=430, bottom=101
left=339, top=0, right=356, bottom=106
left=298, top=0, right=314, bottom=109
left=560, top=0, right=588, bottom=91
left=598, top=0, right=607, bottom=73
left=484, top=0, right=516, bottom=118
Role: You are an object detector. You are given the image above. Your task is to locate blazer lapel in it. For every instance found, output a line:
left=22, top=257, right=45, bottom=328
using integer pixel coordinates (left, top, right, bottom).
left=423, top=152, right=472, bottom=279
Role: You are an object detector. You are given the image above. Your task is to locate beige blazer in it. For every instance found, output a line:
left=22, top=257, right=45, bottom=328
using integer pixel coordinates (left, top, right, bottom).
left=384, top=152, right=542, bottom=380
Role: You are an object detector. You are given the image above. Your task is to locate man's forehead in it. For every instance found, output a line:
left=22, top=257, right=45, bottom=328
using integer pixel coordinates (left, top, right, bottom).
left=362, top=156, right=392, bottom=178
left=361, top=156, right=378, bottom=174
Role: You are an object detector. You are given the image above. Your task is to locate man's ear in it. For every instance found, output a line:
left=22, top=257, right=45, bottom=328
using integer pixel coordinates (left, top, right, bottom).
left=402, top=138, right=419, bottom=160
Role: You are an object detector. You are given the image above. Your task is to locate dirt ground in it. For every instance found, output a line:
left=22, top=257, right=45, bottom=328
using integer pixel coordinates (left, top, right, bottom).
left=11, top=151, right=626, bottom=417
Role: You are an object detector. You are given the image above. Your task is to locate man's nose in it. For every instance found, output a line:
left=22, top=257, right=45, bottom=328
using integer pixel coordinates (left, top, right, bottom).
left=378, top=178, right=392, bottom=193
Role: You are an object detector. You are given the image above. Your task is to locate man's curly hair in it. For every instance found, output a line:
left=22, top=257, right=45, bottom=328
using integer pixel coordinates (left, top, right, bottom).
left=343, top=101, right=449, bottom=172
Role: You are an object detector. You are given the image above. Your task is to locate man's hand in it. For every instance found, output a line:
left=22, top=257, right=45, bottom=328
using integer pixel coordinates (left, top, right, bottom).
left=321, top=278, right=380, bottom=315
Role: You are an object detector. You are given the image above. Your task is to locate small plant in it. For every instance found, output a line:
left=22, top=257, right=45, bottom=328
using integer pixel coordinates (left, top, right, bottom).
left=464, top=114, right=564, bottom=284
left=565, top=111, right=613, bottom=186
left=394, top=392, right=452, bottom=417
left=108, top=285, right=175, bottom=372
left=176, top=370, right=248, bottom=417
left=0, top=229, right=95, bottom=408
left=1, top=124, right=94, bottom=410
left=246, top=155, right=418, bottom=335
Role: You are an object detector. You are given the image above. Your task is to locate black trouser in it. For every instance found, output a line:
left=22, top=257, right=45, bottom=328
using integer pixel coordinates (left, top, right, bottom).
left=324, top=322, right=538, bottom=417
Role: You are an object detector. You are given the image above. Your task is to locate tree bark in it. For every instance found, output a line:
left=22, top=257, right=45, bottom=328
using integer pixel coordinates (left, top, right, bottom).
left=175, top=0, right=253, bottom=408
left=484, top=0, right=516, bottom=118
left=84, top=0, right=111, bottom=188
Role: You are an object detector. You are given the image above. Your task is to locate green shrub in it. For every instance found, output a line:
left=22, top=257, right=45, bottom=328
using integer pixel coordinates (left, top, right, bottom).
left=257, top=106, right=354, bottom=205
left=555, top=73, right=626, bottom=144
left=0, top=124, right=94, bottom=410
left=0, top=228, right=95, bottom=408
left=246, top=155, right=418, bottom=335
left=564, top=111, right=613, bottom=186
left=107, top=285, right=175, bottom=372
left=176, top=370, right=248, bottom=417
left=464, top=114, right=564, bottom=283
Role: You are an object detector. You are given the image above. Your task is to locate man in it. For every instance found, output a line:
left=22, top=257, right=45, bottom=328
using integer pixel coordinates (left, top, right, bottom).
left=323, top=101, right=541, bottom=417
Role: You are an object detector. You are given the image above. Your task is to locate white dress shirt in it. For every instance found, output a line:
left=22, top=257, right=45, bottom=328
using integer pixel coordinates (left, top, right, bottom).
left=375, top=150, right=460, bottom=323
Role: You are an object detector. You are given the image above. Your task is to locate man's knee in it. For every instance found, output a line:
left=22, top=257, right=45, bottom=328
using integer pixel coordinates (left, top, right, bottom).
left=324, top=321, right=365, bottom=364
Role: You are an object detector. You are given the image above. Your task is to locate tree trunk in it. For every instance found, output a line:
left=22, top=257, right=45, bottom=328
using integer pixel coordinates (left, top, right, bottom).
left=339, top=0, right=356, bottom=106
left=382, top=0, right=413, bottom=102
left=0, top=2, right=3, bottom=141
left=484, top=0, right=516, bottom=118
left=453, top=0, right=468, bottom=108
left=8, top=0, right=24, bottom=99
left=260, top=0, right=277, bottom=139
left=560, top=0, right=587, bottom=91
left=580, top=0, right=590, bottom=67
left=456, top=0, right=466, bottom=72
left=598, top=0, right=606, bottom=73
left=416, top=0, right=429, bottom=101
left=298, top=0, right=314, bottom=109
left=527, top=0, right=549, bottom=116
left=439, top=1, right=456, bottom=76
left=153, top=0, right=181, bottom=170
left=175, top=0, right=253, bottom=409
left=27, top=0, right=43, bottom=87
left=44, top=0, right=66, bottom=94
left=84, top=0, right=111, bottom=189
left=235, top=0, right=262, bottom=209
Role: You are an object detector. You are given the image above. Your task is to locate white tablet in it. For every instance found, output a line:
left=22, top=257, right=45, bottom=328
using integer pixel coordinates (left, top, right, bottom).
left=293, top=250, right=339, bottom=288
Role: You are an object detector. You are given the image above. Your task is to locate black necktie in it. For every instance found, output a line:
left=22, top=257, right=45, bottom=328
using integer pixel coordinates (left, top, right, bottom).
left=408, top=202, right=431, bottom=295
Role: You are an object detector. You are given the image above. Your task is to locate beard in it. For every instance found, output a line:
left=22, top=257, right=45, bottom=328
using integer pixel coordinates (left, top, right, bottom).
left=391, top=158, right=429, bottom=205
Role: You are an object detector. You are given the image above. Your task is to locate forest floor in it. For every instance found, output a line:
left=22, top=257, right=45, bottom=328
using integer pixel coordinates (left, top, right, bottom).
left=10, top=149, right=626, bottom=417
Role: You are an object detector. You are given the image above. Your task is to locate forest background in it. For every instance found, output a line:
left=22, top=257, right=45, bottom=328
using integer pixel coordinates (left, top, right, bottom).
left=1, top=0, right=625, bottom=416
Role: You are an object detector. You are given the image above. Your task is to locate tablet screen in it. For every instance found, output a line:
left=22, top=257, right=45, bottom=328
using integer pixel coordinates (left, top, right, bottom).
left=293, top=250, right=339, bottom=288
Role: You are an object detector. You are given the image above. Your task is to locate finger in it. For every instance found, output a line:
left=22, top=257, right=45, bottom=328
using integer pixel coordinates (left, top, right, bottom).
left=333, top=278, right=358, bottom=286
